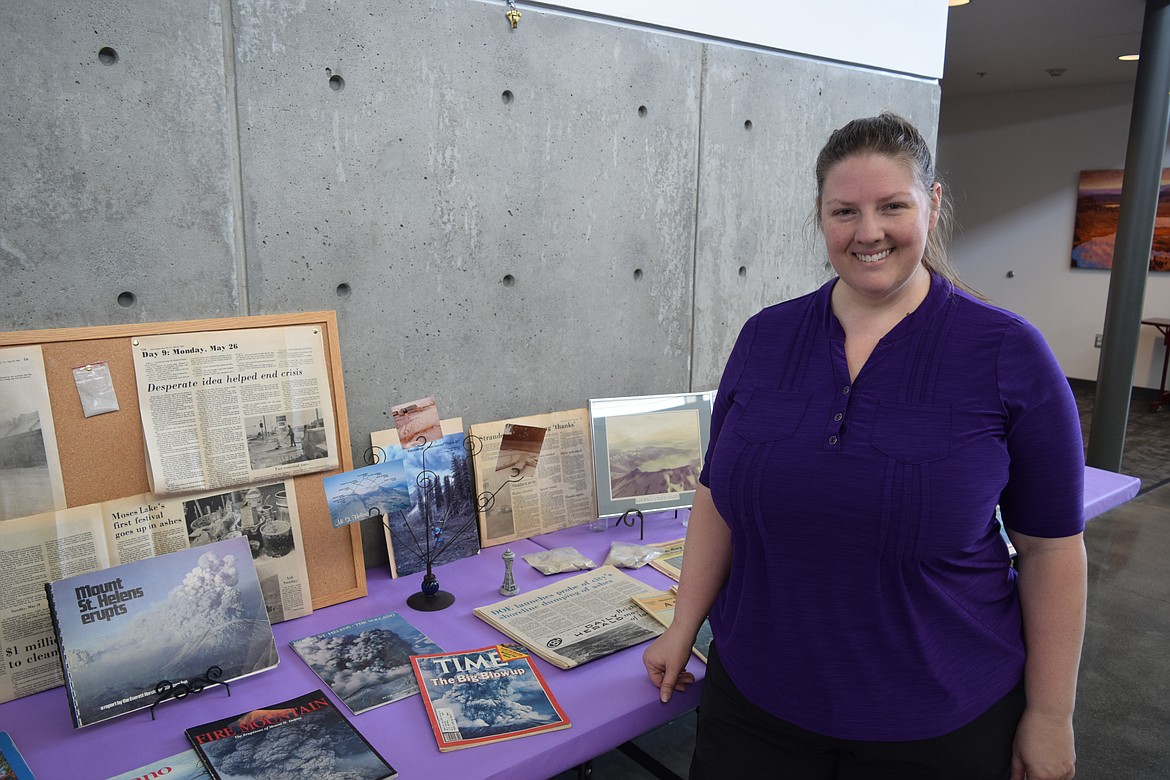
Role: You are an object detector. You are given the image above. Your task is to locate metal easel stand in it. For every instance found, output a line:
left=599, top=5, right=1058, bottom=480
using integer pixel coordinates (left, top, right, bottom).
left=366, top=434, right=516, bottom=611
left=149, top=666, right=230, bottom=720
left=611, top=508, right=646, bottom=540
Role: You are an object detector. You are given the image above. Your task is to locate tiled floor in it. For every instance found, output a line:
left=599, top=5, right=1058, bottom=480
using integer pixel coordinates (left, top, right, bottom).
left=552, top=384, right=1170, bottom=779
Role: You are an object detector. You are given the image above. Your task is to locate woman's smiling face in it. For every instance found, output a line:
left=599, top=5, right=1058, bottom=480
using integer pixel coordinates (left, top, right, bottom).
left=818, top=152, right=940, bottom=306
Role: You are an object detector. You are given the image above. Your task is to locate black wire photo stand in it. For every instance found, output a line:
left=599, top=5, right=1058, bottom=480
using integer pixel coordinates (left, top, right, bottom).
left=365, top=434, right=504, bottom=612
left=148, top=665, right=230, bottom=720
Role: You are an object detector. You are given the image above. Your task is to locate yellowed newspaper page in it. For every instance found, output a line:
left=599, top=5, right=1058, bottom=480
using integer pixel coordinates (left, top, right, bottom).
left=473, top=565, right=664, bottom=669
left=0, top=505, right=110, bottom=703
left=629, top=588, right=711, bottom=663
left=132, top=325, right=338, bottom=495
left=469, top=408, right=595, bottom=547
left=647, top=538, right=685, bottom=581
left=100, top=480, right=313, bottom=621
left=0, top=345, right=66, bottom=521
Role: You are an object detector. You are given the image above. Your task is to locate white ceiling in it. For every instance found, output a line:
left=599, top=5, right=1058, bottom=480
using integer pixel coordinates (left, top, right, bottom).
left=942, top=0, right=1146, bottom=97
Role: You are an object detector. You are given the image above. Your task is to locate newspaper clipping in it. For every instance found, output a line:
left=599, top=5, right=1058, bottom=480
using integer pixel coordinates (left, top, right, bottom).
left=469, top=408, right=596, bottom=548
left=472, top=565, right=664, bottom=669
left=0, top=506, right=109, bottom=705
left=0, top=345, right=66, bottom=521
left=132, top=325, right=339, bottom=495
left=647, top=538, right=685, bottom=582
left=0, top=480, right=313, bottom=705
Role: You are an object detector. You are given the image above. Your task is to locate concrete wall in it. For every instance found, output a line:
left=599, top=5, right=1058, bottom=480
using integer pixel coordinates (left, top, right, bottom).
left=938, top=82, right=1170, bottom=389
left=1, top=0, right=938, bottom=563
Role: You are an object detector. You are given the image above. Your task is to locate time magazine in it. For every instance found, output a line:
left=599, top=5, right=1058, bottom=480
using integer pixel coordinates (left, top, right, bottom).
left=410, top=644, right=570, bottom=751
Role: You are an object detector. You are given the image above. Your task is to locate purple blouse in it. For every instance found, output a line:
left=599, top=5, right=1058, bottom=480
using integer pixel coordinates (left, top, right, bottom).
left=701, top=273, right=1085, bottom=741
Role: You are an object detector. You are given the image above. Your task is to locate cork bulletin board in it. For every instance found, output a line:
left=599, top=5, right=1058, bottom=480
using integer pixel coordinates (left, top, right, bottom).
left=0, top=311, right=365, bottom=609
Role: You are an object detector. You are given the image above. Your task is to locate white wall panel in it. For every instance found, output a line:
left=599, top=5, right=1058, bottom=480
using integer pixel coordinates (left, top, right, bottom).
left=531, top=0, right=947, bottom=78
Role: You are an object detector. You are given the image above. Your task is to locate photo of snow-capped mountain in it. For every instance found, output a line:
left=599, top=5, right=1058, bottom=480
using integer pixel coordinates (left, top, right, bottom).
left=604, top=409, right=702, bottom=500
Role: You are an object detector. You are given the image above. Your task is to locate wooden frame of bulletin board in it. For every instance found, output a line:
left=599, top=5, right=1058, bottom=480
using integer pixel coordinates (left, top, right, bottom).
left=0, top=311, right=365, bottom=608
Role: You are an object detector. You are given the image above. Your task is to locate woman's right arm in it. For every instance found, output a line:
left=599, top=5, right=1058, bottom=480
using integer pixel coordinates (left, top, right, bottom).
left=642, top=483, right=732, bottom=703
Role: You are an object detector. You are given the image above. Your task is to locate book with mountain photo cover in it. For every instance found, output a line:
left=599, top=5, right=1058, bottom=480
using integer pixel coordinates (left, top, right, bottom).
left=186, top=689, right=396, bottom=780
left=106, top=749, right=211, bottom=780
left=290, top=611, right=443, bottom=714
left=44, top=536, right=279, bottom=728
left=410, top=644, right=570, bottom=751
left=0, top=732, right=35, bottom=780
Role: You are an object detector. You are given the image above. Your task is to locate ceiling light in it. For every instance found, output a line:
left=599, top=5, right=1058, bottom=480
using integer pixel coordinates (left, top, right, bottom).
left=948, top=0, right=970, bottom=6
left=1119, top=54, right=1140, bottom=61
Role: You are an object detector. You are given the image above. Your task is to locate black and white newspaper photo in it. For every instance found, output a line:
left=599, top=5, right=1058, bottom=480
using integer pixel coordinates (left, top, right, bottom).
left=132, top=325, right=339, bottom=495
left=171, top=480, right=313, bottom=623
left=105, top=480, right=314, bottom=622
left=469, top=408, right=596, bottom=548
left=473, top=565, right=664, bottom=669
left=0, top=345, right=66, bottom=521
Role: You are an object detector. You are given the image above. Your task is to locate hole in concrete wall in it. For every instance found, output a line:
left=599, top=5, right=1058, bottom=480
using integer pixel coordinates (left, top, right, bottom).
left=743, top=120, right=753, bottom=131
left=117, top=291, right=136, bottom=307
left=329, top=74, right=345, bottom=91
left=633, top=268, right=643, bottom=281
left=98, top=47, right=118, bottom=65
left=638, top=105, right=647, bottom=118
left=501, top=90, right=514, bottom=104
left=738, top=266, right=747, bottom=278
left=502, top=274, right=515, bottom=287
left=336, top=283, right=352, bottom=299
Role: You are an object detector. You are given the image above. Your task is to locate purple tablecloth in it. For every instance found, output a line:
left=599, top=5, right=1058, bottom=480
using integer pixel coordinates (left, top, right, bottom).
left=0, top=466, right=1138, bottom=779
left=0, top=532, right=695, bottom=780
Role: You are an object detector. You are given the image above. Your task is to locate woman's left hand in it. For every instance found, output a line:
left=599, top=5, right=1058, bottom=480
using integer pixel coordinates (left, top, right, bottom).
left=1010, top=707, right=1076, bottom=780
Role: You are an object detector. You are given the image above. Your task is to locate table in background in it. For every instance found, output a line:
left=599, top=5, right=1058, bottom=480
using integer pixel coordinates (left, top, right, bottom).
left=1084, top=465, right=1141, bottom=519
left=1141, top=318, right=1170, bottom=412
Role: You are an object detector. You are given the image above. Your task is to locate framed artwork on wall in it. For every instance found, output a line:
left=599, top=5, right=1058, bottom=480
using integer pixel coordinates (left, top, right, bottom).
left=1071, top=168, right=1170, bottom=271
left=588, top=391, right=715, bottom=518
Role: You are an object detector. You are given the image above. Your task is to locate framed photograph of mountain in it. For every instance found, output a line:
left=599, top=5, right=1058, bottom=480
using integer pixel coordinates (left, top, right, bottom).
left=1071, top=168, right=1170, bottom=271
left=588, top=392, right=715, bottom=518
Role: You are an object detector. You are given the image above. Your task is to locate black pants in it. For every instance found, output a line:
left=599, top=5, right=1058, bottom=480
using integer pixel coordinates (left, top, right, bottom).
left=691, top=642, right=1026, bottom=780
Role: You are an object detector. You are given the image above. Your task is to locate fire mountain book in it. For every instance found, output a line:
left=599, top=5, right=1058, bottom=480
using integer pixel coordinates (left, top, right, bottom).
left=44, top=535, right=279, bottom=728
left=290, top=611, right=443, bottom=714
left=186, top=689, right=396, bottom=780
left=410, top=644, right=571, bottom=751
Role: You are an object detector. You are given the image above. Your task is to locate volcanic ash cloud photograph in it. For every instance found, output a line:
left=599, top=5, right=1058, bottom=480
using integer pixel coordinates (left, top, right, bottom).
left=60, top=538, right=277, bottom=724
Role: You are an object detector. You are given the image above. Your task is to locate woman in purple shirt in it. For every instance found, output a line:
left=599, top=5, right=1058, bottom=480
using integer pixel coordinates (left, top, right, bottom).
left=643, top=113, right=1086, bottom=780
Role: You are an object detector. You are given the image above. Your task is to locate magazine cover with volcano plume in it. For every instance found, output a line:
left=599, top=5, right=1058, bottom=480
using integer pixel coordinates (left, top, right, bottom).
left=410, top=644, right=570, bottom=751
left=45, top=535, right=278, bottom=728
left=186, top=688, right=396, bottom=780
